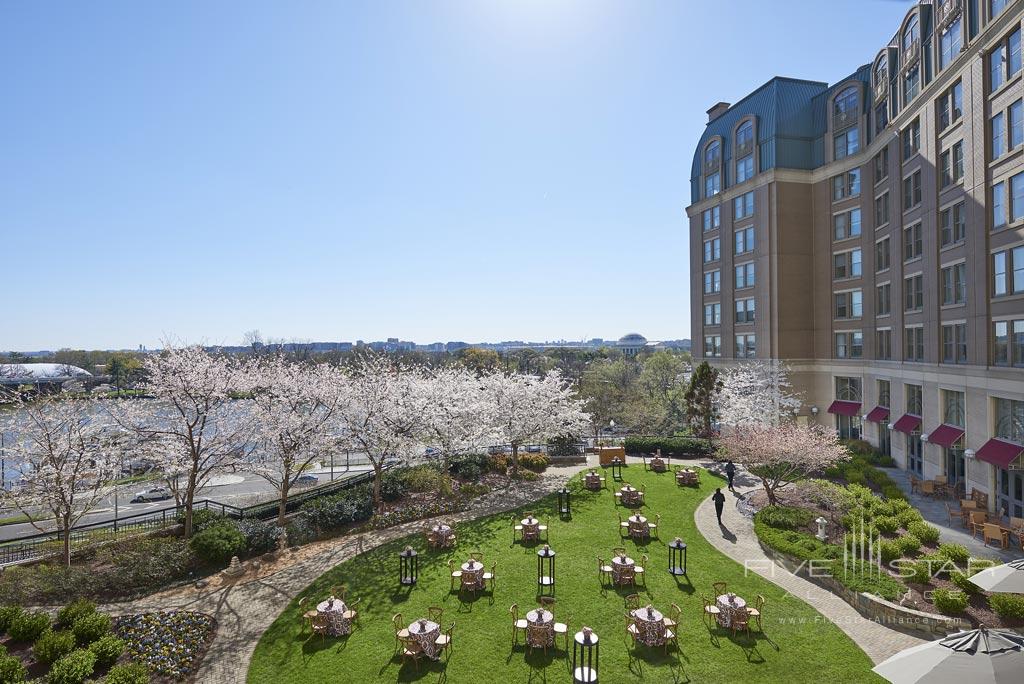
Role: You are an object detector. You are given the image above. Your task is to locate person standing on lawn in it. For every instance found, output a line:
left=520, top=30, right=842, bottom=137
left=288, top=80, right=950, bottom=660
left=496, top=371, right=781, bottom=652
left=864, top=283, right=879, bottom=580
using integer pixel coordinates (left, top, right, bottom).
left=712, top=488, right=726, bottom=525
left=725, top=460, right=736, bottom=491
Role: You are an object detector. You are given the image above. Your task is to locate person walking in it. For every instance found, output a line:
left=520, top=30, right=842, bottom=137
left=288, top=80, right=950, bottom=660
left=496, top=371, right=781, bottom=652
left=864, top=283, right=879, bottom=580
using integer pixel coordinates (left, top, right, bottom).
left=712, top=487, right=726, bottom=525
left=725, top=460, right=736, bottom=492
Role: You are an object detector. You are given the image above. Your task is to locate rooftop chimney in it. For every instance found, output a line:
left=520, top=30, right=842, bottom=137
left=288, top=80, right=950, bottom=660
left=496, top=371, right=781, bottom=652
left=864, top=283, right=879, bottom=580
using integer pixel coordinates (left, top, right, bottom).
left=707, top=102, right=731, bottom=123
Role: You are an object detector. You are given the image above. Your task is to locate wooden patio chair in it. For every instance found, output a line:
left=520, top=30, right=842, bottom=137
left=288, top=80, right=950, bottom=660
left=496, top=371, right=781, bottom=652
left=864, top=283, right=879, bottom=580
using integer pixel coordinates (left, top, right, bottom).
left=647, top=514, right=661, bottom=539
left=662, top=603, right=682, bottom=630
left=342, top=597, right=360, bottom=626
left=298, top=597, right=318, bottom=634
left=513, top=517, right=524, bottom=543
left=470, top=550, right=484, bottom=562
left=428, top=606, right=444, bottom=622
left=330, top=585, right=347, bottom=602
left=909, top=474, right=921, bottom=494
left=612, top=546, right=627, bottom=558
left=920, top=481, right=936, bottom=498
left=731, top=609, right=752, bottom=639
left=618, top=513, right=630, bottom=538
left=392, top=613, right=409, bottom=652
left=712, top=581, right=728, bottom=596
left=624, top=613, right=639, bottom=647
left=624, top=593, right=640, bottom=611
left=483, top=562, right=496, bottom=591
left=597, top=557, right=613, bottom=584
left=399, top=636, right=423, bottom=670
left=309, top=614, right=330, bottom=641
left=944, top=501, right=960, bottom=525
left=663, top=626, right=678, bottom=654
left=970, top=511, right=989, bottom=538
left=634, top=554, right=648, bottom=585
left=509, top=604, right=528, bottom=645
left=983, top=523, right=1009, bottom=549
left=448, top=559, right=463, bottom=590
left=747, top=595, right=765, bottom=631
left=618, top=566, right=636, bottom=587
left=435, top=621, right=455, bottom=658
left=702, top=596, right=721, bottom=628
left=525, top=624, right=551, bottom=656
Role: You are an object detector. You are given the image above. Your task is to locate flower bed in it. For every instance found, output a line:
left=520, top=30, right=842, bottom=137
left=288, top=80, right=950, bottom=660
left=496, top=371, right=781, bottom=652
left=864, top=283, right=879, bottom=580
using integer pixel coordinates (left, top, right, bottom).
left=114, top=612, right=215, bottom=681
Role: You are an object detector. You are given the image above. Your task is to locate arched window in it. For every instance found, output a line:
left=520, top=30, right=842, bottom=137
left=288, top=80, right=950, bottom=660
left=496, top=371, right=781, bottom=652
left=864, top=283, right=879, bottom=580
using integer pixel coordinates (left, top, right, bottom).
left=736, top=121, right=753, bottom=150
left=703, top=140, right=721, bottom=198
left=875, top=55, right=887, bottom=84
left=903, top=15, right=919, bottom=51
left=833, top=86, right=859, bottom=117
left=704, top=140, right=721, bottom=167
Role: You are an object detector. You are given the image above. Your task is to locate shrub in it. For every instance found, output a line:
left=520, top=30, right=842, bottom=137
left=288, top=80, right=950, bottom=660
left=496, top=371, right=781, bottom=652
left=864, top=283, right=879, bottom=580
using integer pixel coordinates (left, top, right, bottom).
left=879, top=540, right=902, bottom=565
left=518, top=453, right=549, bottom=472
left=8, top=610, right=50, bottom=642
left=873, top=516, right=899, bottom=534
left=757, top=506, right=815, bottom=531
left=487, top=453, right=509, bottom=473
left=950, top=571, right=983, bottom=595
left=103, top=663, right=150, bottom=684
left=379, top=469, right=408, bottom=501
left=907, top=521, right=940, bottom=545
left=753, top=518, right=842, bottom=561
left=237, top=519, right=279, bottom=556
left=283, top=516, right=317, bottom=547
left=0, top=605, right=23, bottom=634
left=624, top=436, right=713, bottom=458
left=845, top=470, right=867, bottom=486
left=33, top=629, right=77, bottom=665
left=989, top=593, right=1024, bottom=620
left=830, top=560, right=906, bottom=601
left=92, top=536, right=196, bottom=598
left=511, top=470, right=539, bottom=481
left=402, top=465, right=448, bottom=492
left=48, top=649, right=96, bottom=684
left=457, top=482, right=489, bottom=499
left=189, top=522, right=247, bottom=565
left=299, top=486, right=373, bottom=532
left=881, top=484, right=907, bottom=501
left=895, top=534, right=922, bottom=556
left=932, top=588, right=969, bottom=614
left=87, top=634, right=125, bottom=668
left=906, top=560, right=933, bottom=585
left=547, top=434, right=582, bottom=460
left=72, top=612, right=111, bottom=646
left=180, top=508, right=225, bottom=534
left=933, top=543, right=969, bottom=564
left=57, top=599, right=96, bottom=628
left=0, top=654, right=26, bottom=683
left=896, top=509, right=924, bottom=529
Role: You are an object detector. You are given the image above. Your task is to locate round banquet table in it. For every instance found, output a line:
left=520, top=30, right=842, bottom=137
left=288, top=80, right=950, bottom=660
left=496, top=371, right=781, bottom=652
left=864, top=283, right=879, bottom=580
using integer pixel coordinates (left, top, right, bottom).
left=521, top=517, right=541, bottom=540
left=611, top=555, right=635, bottom=584
left=408, top=619, right=441, bottom=659
left=316, top=598, right=350, bottom=636
left=525, top=609, right=554, bottom=647
left=716, top=594, right=747, bottom=628
left=631, top=606, right=666, bottom=646
left=627, top=514, right=649, bottom=538
left=461, top=560, right=485, bottom=589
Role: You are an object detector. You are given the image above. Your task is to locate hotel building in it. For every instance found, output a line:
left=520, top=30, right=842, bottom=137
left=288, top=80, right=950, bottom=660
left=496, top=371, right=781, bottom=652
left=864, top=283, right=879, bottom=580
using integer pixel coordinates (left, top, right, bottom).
left=686, top=0, right=1024, bottom=517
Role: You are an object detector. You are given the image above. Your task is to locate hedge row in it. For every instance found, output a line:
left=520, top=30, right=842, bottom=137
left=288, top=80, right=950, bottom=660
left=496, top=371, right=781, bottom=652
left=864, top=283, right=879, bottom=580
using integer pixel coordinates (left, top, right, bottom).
left=624, top=437, right=712, bottom=458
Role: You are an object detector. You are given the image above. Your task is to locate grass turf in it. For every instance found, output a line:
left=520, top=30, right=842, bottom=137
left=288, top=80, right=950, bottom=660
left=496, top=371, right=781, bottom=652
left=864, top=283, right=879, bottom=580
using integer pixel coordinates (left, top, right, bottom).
left=248, top=466, right=882, bottom=683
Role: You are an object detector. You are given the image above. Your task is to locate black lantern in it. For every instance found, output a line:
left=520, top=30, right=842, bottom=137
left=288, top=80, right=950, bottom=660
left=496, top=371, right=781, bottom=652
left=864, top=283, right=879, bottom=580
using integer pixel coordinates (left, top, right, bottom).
left=537, top=544, right=556, bottom=594
left=399, top=546, right=418, bottom=586
left=668, top=537, right=687, bottom=577
left=611, top=458, right=623, bottom=481
left=557, top=487, right=571, bottom=518
left=572, top=627, right=599, bottom=683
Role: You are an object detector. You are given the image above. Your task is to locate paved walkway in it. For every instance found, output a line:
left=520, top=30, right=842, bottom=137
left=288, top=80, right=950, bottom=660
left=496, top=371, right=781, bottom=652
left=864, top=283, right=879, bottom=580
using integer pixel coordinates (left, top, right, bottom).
left=689, top=461, right=927, bottom=665
left=99, top=462, right=590, bottom=684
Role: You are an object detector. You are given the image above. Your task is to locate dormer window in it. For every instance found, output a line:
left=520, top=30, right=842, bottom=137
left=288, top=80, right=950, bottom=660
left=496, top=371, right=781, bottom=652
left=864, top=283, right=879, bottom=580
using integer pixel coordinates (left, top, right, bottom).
left=704, top=140, right=721, bottom=168
left=833, top=86, right=859, bottom=129
left=703, top=140, right=721, bottom=199
left=736, top=121, right=754, bottom=156
left=903, top=15, right=919, bottom=52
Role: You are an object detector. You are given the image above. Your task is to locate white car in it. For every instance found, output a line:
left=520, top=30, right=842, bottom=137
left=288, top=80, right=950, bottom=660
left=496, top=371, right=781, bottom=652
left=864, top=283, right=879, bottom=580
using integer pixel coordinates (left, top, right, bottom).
left=131, top=486, right=172, bottom=503
left=293, top=474, right=319, bottom=487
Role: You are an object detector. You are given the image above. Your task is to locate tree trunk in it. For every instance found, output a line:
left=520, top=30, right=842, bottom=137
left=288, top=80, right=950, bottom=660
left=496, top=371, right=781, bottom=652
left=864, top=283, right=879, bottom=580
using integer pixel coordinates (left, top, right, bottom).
left=183, top=470, right=198, bottom=539
left=762, top=477, right=777, bottom=505
left=62, top=513, right=72, bottom=568
left=510, top=443, right=520, bottom=475
left=372, top=462, right=383, bottom=513
left=278, top=477, right=291, bottom=527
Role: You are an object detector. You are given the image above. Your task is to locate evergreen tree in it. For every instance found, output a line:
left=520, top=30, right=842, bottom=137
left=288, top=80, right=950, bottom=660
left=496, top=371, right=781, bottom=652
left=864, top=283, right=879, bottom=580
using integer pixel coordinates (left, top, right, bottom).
left=683, top=361, right=722, bottom=438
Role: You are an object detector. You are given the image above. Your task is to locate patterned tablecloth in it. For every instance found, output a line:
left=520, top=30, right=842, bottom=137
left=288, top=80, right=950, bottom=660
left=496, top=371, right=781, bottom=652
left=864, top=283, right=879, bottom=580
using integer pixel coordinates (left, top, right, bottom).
left=521, top=517, right=541, bottom=540
left=651, top=458, right=667, bottom=472
left=525, top=609, right=554, bottom=647
left=584, top=473, right=602, bottom=490
left=408, top=619, right=441, bottom=659
left=430, top=524, right=454, bottom=546
left=316, top=598, right=350, bottom=636
left=627, top=514, right=649, bottom=539
left=461, top=560, right=485, bottom=590
left=631, top=606, right=666, bottom=646
left=716, top=594, right=747, bottom=628
left=620, top=486, right=643, bottom=506
left=611, top=555, right=635, bottom=585
left=676, top=469, right=698, bottom=485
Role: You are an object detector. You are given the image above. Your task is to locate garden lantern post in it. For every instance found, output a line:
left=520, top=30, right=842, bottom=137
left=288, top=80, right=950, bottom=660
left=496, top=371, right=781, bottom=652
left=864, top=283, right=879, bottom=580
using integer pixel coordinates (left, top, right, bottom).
left=611, top=458, right=622, bottom=481
left=668, top=537, right=687, bottom=577
left=399, top=546, right=418, bottom=586
left=557, top=487, right=571, bottom=518
left=537, top=544, right=555, bottom=595
left=572, top=627, right=599, bottom=683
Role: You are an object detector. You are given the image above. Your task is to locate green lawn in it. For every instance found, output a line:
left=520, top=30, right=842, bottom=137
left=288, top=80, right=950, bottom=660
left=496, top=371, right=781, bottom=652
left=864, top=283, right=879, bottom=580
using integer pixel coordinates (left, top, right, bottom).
left=248, top=466, right=881, bottom=683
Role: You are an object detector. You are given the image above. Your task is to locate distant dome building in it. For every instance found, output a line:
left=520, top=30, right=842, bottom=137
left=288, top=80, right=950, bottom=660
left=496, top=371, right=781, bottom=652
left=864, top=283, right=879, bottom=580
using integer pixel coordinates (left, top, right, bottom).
left=0, top=363, right=92, bottom=388
left=617, top=333, right=647, bottom=356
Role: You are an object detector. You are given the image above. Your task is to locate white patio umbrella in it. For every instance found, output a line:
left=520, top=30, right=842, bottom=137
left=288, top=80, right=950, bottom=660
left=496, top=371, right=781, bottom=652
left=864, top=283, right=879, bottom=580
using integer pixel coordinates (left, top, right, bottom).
left=969, top=559, right=1024, bottom=594
left=872, top=627, right=1024, bottom=683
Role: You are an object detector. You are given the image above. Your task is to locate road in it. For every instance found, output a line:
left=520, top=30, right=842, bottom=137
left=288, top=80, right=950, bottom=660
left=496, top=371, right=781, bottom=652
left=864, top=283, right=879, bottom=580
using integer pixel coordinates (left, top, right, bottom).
left=0, top=457, right=377, bottom=542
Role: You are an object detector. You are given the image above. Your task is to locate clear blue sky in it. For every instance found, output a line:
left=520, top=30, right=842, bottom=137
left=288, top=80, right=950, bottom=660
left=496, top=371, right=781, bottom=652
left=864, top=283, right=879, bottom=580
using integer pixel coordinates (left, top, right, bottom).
left=1, top=0, right=914, bottom=351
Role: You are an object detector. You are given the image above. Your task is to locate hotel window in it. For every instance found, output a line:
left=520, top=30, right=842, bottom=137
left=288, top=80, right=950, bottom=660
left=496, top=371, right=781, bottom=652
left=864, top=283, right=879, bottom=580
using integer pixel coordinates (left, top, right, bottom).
left=995, top=397, right=1024, bottom=443
left=874, top=192, right=890, bottom=226
left=875, top=102, right=889, bottom=134
left=943, top=390, right=966, bottom=427
left=904, top=326, right=925, bottom=362
left=903, top=222, right=922, bottom=261
left=703, top=269, right=721, bottom=294
left=736, top=120, right=754, bottom=151
left=703, top=303, right=721, bottom=326
left=703, top=335, right=722, bottom=358
left=993, top=181, right=1007, bottom=228
left=903, top=170, right=922, bottom=210
left=1012, top=100, right=1024, bottom=150
left=873, top=147, right=889, bottom=183
left=989, top=28, right=1021, bottom=93
left=875, top=237, right=891, bottom=272
left=733, top=191, right=754, bottom=220
left=937, top=81, right=963, bottom=131
left=705, top=172, right=720, bottom=199
left=702, top=238, right=720, bottom=263
left=1014, top=172, right=1024, bottom=222
left=701, top=206, right=720, bottom=232
left=833, top=208, right=861, bottom=240
left=989, top=173, right=1024, bottom=227
left=906, top=384, right=923, bottom=415
left=904, top=66, right=920, bottom=104
left=734, top=226, right=755, bottom=255
left=878, top=380, right=891, bottom=407
left=992, top=245, right=1024, bottom=295
left=902, top=120, right=920, bottom=160
left=876, top=282, right=891, bottom=316
left=876, top=329, right=893, bottom=359
left=939, top=16, right=962, bottom=71
left=993, top=319, right=1024, bottom=366
left=993, top=111, right=1006, bottom=159
left=904, top=273, right=923, bottom=310
left=941, top=263, right=967, bottom=305
left=735, top=334, right=756, bottom=358
left=834, top=375, right=863, bottom=438
left=940, top=201, right=966, bottom=247
left=736, top=155, right=754, bottom=183
left=834, top=290, right=862, bottom=319
left=832, top=169, right=861, bottom=200
left=940, top=141, right=964, bottom=187
left=836, top=376, right=862, bottom=400
left=834, top=331, right=863, bottom=359
left=942, top=323, right=969, bottom=364
left=992, top=0, right=1009, bottom=19
left=734, top=262, right=755, bottom=289
left=833, top=249, right=861, bottom=279
left=735, top=298, right=755, bottom=323
left=834, top=127, right=859, bottom=160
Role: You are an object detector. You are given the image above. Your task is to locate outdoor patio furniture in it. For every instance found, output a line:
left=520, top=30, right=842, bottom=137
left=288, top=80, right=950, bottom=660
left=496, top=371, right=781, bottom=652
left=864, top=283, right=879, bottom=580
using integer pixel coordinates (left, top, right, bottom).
left=747, top=595, right=765, bottom=631
left=612, top=554, right=636, bottom=585
left=625, top=593, right=640, bottom=611
left=630, top=605, right=667, bottom=648
left=627, top=514, right=649, bottom=540
left=972, top=490, right=989, bottom=509
left=331, top=585, right=348, bottom=601
left=910, top=475, right=921, bottom=494
left=716, top=593, right=747, bottom=629
left=921, top=481, right=937, bottom=497
left=712, top=581, right=728, bottom=596
left=701, top=596, right=721, bottom=628
left=525, top=610, right=555, bottom=654
left=983, top=523, right=1009, bottom=549
left=730, top=608, right=751, bottom=639
left=634, top=554, right=648, bottom=585
left=970, top=511, right=989, bottom=538
left=392, top=613, right=410, bottom=651
left=662, top=603, right=681, bottom=629
left=298, top=597, right=319, bottom=634
left=408, top=618, right=442, bottom=660
left=470, top=550, right=484, bottom=562
left=428, top=606, right=444, bottom=622
left=944, top=502, right=960, bottom=525
left=448, top=559, right=462, bottom=590
left=434, top=622, right=455, bottom=658
left=460, top=559, right=485, bottom=593
left=618, top=513, right=630, bottom=537
left=509, top=604, right=528, bottom=644
left=399, top=635, right=424, bottom=670
left=482, top=562, right=496, bottom=591
left=316, top=597, right=352, bottom=636
left=310, top=613, right=330, bottom=641
left=597, top=557, right=613, bottom=583
left=553, top=619, right=569, bottom=650
left=647, top=514, right=661, bottom=538
left=341, top=597, right=360, bottom=627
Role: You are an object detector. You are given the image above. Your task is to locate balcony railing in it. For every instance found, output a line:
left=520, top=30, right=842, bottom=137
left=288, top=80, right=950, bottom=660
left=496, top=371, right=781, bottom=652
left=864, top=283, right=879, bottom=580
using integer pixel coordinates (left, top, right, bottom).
left=902, top=39, right=921, bottom=72
left=832, top=106, right=859, bottom=131
left=874, top=73, right=889, bottom=101
left=937, top=0, right=963, bottom=33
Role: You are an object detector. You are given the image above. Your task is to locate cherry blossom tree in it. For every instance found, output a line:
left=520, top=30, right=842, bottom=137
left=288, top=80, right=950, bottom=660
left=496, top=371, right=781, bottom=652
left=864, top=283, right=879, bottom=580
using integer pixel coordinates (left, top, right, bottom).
left=483, top=370, right=590, bottom=475
left=244, top=356, right=342, bottom=525
left=718, top=360, right=803, bottom=427
left=719, top=422, right=848, bottom=504
left=0, top=397, right=122, bottom=567
left=421, top=366, right=494, bottom=468
left=111, top=345, right=254, bottom=538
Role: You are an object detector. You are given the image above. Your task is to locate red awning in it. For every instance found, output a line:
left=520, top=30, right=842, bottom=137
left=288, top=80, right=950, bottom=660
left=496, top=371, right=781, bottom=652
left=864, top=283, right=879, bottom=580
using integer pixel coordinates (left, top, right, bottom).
left=828, top=400, right=862, bottom=416
left=928, top=424, right=965, bottom=449
left=892, top=413, right=922, bottom=434
left=865, top=406, right=890, bottom=423
left=976, top=438, right=1024, bottom=469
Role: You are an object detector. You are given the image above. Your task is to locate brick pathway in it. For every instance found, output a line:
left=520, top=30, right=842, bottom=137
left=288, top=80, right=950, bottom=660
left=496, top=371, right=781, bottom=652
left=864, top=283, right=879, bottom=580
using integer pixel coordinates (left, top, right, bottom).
left=688, top=460, right=927, bottom=665
left=98, top=463, right=590, bottom=684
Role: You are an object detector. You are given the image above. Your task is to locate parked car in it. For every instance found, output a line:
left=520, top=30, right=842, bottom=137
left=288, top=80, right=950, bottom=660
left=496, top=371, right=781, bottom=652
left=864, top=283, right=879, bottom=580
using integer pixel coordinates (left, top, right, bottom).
left=424, top=446, right=441, bottom=457
left=293, top=473, right=319, bottom=486
left=526, top=445, right=542, bottom=453
left=130, top=486, right=172, bottom=503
